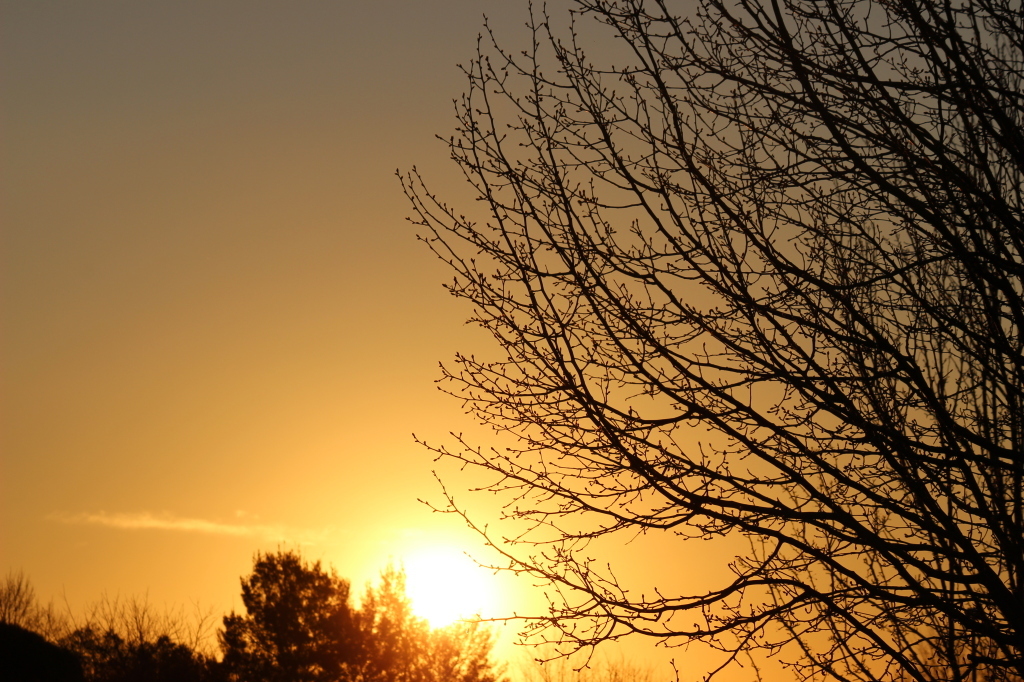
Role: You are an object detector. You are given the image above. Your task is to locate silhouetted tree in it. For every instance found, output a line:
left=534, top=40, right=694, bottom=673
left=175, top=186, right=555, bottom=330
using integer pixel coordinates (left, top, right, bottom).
left=56, top=593, right=220, bottom=682
left=219, top=551, right=357, bottom=682
left=67, top=592, right=217, bottom=659
left=219, top=551, right=504, bottom=682
left=0, top=571, right=38, bottom=627
left=349, top=566, right=424, bottom=682
left=403, top=0, right=1024, bottom=680
left=352, top=566, right=503, bottom=682
left=62, top=627, right=220, bottom=682
left=0, top=572, right=220, bottom=682
left=0, top=570, right=70, bottom=640
left=424, top=621, right=505, bottom=682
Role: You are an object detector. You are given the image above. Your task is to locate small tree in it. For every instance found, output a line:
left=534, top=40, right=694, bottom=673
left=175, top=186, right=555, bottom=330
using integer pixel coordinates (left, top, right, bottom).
left=354, top=566, right=503, bottom=682
left=350, top=566, right=424, bottom=682
left=403, top=0, right=1024, bottom=680
left=0, top=571, right=37, bottom=626
left=0, top=570, right=70, bottom=641
left=425, top=622, right=506, bottom=682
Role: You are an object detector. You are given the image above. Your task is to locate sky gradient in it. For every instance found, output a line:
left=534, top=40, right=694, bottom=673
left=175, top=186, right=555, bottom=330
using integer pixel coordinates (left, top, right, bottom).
left=3, top=0, right=534, bottom=617
left=2, top=1, right=740, bottom=675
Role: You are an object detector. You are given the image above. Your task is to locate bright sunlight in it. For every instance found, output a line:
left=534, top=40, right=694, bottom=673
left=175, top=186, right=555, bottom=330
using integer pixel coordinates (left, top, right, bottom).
left=403, top=547, right=497, bottom=627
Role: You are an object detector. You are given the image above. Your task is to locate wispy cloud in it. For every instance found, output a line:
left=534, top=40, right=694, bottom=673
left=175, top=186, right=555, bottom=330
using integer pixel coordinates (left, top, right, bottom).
left=51, top=511, right=330, bottom=544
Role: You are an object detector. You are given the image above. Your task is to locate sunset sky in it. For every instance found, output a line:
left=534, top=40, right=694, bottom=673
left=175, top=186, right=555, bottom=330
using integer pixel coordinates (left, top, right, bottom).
left=2, top=0, right=732, bottom=675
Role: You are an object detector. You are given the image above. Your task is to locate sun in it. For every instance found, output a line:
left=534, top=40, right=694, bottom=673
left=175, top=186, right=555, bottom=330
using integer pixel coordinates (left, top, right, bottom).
left=403, top=547, right=497, bottom=627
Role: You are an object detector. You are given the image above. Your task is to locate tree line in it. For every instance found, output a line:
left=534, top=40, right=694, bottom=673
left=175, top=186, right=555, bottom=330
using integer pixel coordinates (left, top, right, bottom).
left=0, top=551, right=504, bottom=682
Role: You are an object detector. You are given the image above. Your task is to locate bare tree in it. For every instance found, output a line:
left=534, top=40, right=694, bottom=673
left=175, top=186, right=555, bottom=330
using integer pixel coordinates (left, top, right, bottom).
left=0, top=571, right=70, bottom=641
left=72, top=592, right=218, bottom=657
left=403, top=0, right=1024, bottom=680
left=0, top=571, right=38, bottom=627
left=516, top=651, right=655, bottom=682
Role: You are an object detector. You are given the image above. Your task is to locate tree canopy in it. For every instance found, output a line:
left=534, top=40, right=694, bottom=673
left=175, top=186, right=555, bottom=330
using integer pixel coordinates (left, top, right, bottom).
left=219, top=550, right=504, bottom=682
left=403, top=0, right=1024, bottom=680
left=219, top=551, right=355, bottom=682
left=1, top=560, right=505, bottom=682
left=63, top=628, right=218, bottom=682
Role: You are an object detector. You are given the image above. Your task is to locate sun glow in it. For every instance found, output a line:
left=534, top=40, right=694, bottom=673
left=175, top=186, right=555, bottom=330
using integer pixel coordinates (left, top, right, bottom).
left=403, top=547, right=498, bottom=627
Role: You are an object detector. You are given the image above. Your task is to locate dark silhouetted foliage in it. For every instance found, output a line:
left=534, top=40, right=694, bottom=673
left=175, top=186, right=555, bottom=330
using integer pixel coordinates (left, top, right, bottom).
left=219, top=551, right=357, bottom=682
left=61, top=627, right=221, bottom=682
left=1, top=572, right=219, bottom=682
left=0, top=621, right=84, bottom=682
left=219, top=550, right=504, bottom=682
left=403, top=0, right=1024, bottom=680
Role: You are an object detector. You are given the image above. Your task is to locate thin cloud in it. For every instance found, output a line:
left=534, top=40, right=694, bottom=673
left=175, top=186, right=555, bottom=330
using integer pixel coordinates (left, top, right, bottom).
left=52, top=511, right=329, bottom=544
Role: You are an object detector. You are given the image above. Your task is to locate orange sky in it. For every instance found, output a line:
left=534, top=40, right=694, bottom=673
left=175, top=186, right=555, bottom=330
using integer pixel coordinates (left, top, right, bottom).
left=2, top=0, right=526, bottom=605
left=2, top=1, right=755, bottom=677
